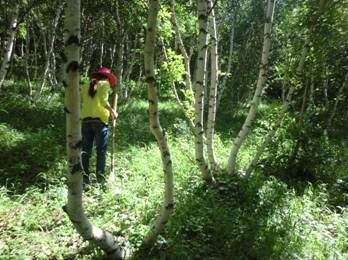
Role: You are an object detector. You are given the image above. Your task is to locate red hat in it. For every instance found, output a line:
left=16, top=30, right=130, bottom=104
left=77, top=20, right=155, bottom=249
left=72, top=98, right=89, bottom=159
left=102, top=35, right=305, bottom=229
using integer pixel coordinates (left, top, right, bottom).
left=90, top=67, right=117, bottom=86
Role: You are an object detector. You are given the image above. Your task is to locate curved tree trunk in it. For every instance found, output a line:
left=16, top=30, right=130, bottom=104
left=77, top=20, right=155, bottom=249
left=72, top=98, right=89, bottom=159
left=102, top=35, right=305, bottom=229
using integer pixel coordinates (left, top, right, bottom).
left=194, top=0, right=214, bottom=182
left=0, top=3, right=19, bottom=90
left=227, top=0, right=275, bottom=174
left=62, top=1, right=124, bottom=258
left=143, top=0, right=174, bottom=246
left=206, top=0, right=219, bottom=170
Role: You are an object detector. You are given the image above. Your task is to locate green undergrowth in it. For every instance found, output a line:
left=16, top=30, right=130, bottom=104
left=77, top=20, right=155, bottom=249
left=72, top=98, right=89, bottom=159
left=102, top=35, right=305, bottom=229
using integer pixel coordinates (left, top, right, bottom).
left=0, top=84, right=347, bottom=259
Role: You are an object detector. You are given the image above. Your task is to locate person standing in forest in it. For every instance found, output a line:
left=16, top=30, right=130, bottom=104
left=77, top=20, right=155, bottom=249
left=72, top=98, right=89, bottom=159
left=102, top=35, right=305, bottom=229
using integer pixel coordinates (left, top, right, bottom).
left=80, top=67, right=117, bottom=186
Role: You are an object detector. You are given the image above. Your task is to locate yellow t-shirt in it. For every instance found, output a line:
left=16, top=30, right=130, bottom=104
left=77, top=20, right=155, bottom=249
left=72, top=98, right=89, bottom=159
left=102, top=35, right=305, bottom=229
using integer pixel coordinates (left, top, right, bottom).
left=80, top=80, right=111, bottom=124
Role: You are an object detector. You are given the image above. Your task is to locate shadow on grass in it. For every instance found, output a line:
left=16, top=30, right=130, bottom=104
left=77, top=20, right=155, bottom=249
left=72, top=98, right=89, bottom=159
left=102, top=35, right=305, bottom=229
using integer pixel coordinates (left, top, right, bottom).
left=0, top=93, right=66, bottom=193
left=134, top=174, right=292, bottom=260
left=0, top=126, right=65, bottom=193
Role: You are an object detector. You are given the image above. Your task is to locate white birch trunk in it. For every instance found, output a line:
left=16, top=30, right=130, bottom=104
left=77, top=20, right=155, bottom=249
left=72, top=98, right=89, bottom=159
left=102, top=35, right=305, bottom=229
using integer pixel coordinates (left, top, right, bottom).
left=34, top=4, right=63, bottom=101
left=62, top=1, right=125, bottom=258
left=194, top=0, right=214, bottom=182
left=51, top=48, right=58, bottom=85
left=206, top=0, right=219, bottom=170
left=99, top=21, right=105, bottom=67
left=227, top=0, right=275, bottom=174
left=143, top=0, right=174, bottom=246
left=0, top=4, right=19, bottom=90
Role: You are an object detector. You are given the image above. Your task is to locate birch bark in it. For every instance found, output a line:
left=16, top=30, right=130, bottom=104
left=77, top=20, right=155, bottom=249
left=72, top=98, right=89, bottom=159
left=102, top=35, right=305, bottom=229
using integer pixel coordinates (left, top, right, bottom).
left=194, top=0, right=214, bottom=182
left=143, top=0, right=174, bottom=246
left=62, top=1, right=125, bottom=258
left=0, top=4, right=19, bottom=90
left=206, top=0, right=219, bottom=170
left=227, top=0, right=275, bottom=174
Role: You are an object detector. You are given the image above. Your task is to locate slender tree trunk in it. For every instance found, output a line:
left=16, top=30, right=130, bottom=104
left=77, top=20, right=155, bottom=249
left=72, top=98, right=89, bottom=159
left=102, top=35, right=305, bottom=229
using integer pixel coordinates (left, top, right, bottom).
left=227, top=0, right=275, bottom=174
left=107, top=1, right=124, bottom=186
left=108, top=31, right=124, bottom=185
left=206, top=0, right=219, bottom=170
left=99, top=21, right=105, bottom=67
left=194, top=0, right=214, bottom=182
left=309, top=75, right=314, bottom=107
left=110, top=44, right=117, bottom=70
left=123, top=36, right=138, bottom=85
left=143, top=0, right=174, bottom=246
left=51, top=48, right=58, bottom=86
left=25, top=23, right=33, bottom=97
left=33, top=26, right=38, bottom=80
left=170, top=0, right=193, bottom=94
left=0, top=4, right=19, bottom=90
left=62, top=1, right=125, bottom=258
left=323, top=77, right=329, bottom=109
left=216, top=17, right=235, bottom=110
left=108, top=91, right=119, bottom=186
left=169, top=0, right=196, bottom=134
left=281, top=81, right=287, bottom=104
left=160, top=38, right=196, bottom=132
left=299, top=79, right=309, bottom=119
left=34, top=3, right=63, bottom=101
left=108, top=9, right=124, bottom=186
left=328, top=72, right=347, bottom=127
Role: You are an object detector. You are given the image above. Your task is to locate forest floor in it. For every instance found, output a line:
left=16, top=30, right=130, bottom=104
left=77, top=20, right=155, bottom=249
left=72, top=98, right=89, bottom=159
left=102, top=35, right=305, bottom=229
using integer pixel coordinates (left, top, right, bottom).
left=0, top=85, right=347, bottom=259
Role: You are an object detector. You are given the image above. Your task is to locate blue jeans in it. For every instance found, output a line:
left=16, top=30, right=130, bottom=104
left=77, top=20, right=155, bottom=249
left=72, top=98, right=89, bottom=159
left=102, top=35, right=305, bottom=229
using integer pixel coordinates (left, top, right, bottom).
left=82, top=120, right=109, bottom=183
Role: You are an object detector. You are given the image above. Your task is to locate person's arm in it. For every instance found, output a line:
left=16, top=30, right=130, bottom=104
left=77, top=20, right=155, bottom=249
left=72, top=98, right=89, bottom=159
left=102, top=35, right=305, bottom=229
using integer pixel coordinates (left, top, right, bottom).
left=100, top=82, right=117, bottom=119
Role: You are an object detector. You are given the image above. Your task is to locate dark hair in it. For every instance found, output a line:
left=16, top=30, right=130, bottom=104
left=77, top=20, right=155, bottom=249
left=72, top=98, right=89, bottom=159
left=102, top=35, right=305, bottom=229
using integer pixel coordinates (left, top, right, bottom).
left=88, top=74, right=108, bottom=97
